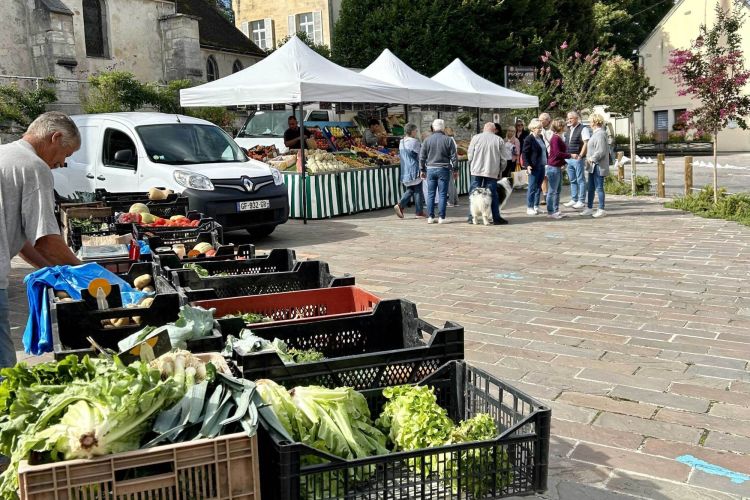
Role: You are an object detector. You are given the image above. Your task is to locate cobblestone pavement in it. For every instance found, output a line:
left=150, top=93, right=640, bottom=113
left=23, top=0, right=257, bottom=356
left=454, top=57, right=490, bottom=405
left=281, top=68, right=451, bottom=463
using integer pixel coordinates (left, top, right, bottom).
left=8, top=192, right=750, bottom=499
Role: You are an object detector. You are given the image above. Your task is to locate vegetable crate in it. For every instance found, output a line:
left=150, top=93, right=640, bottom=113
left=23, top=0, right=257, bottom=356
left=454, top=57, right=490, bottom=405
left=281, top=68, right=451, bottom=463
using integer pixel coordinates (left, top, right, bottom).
left=260, top=360, right=551, bottom=500
left=170, top=260, right=354, bottom=303
left=59, top=203, right=119, bottom=251
left=94, top=188, right=190, bottom=218
left=225, top=298, right=462, bottom=387
left=159, top=248, right=298, bottom=286
left=136, top=212, right=224, bottom=247
left=18, top=432, right=261, bottom=500
left=196, top=285, right=379, bottom=330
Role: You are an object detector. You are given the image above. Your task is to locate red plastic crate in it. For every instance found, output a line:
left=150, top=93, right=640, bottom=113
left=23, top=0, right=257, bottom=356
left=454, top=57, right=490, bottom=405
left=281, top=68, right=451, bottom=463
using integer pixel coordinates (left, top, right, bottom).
left=193, top=285, right=380, bottom=328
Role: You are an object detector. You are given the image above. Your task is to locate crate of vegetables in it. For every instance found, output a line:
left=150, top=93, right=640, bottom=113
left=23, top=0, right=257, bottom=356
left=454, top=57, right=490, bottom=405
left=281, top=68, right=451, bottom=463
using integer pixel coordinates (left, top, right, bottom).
left=220, top=298, right=462, bottom=387
left=151, top=244, right=257, bottom=280
left=256, top=360, right=551, bottom=500
left=159, top=248, right=297, bottom=286
left=170, top=260, right=354, bottom=303
left=135, top=211, right=223, bottom=248
left=95, top=187, right=190, bottom=219
left=59, top=204, right=119, bottom=250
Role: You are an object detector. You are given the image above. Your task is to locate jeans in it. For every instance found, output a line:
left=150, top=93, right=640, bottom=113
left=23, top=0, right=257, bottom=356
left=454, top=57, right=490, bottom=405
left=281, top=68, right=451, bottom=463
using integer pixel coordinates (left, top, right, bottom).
left=566, top=158, right=587, bottom=202
left=0, top=290, right=16, bottom=369
left=527, top=168, right=544, bottom=208
left=426, top=168, right=451, bottom=219
left=467, top=176, right=501, bottom=222
left=545, top=167, right=563, bottom=214
left=448, top=176, right=458, bottom=205
left=399, top=181, right=424, bottom=215
left=587, top=164, right=606, bottom=209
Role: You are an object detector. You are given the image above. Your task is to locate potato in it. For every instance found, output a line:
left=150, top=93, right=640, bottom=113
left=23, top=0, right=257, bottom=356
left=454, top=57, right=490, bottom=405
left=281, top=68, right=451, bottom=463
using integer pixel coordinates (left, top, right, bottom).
left=139, top=297, right=154, bottom=308
left=55, top=291, right=70, bottom=299
left=133, top=316, right=142, bottom=325
left=142, top=286, right=154, bottom=293
left=60, top=298, right=74, bottom=303
left=103, top=324, right=114, bottom=329
left=100, top=319, right=113, bottom=327
left=133, top=274, right=152, bottom=290
left=112, top=317, right=130, bottom=328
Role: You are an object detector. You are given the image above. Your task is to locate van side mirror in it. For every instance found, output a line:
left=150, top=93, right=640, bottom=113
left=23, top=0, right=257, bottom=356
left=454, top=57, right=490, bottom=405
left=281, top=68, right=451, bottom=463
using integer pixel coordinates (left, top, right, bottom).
left=114, top=149, right=133, bottom=163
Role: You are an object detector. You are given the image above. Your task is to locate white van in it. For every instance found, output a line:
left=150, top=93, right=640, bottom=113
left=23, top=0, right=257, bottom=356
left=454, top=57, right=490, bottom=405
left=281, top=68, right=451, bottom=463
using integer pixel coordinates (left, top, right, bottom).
left=55, top=112, right=289, bottom=237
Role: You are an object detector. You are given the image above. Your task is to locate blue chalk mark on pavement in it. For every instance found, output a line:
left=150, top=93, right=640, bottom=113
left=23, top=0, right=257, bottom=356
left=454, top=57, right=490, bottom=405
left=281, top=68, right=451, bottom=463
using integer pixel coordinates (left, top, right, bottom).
left=545, top=233, right=564, bottom=239
left=676, top=455, right=750, bottom=484
left=495, top=272, right=524, bottom=280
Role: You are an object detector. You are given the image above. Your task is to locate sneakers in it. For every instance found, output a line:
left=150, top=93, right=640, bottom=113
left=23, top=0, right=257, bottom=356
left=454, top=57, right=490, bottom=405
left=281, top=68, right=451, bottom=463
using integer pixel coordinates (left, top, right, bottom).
left=394, top=204, right=404, bottom=219
left=415, top=212, right=427, bottom=219
left=579, top=208, right=594, bottom=216
left=526, top=208, right=536, bottom=216
left=563, top=200, right=576, bottom=207
left=593, top=209, right=606, bottom=218
left=438, top=218, right=447, bottom=224
left=572, top=201, right=585, bottom=209
left=548, top=212, right=566, bottom=219
left=494, top=217, right=509, bottom=225
left=534, top=206, right=540, bottom=214
left=427, top=217, right=436, bottom=224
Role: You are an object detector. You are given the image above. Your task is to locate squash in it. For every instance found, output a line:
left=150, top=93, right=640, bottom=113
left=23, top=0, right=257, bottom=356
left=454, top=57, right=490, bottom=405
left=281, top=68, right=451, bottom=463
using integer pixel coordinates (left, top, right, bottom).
left=133, top=274, right=152, bottom=290
left=129, top=203, right=150, bottom=215
left=193, top=242, right=213, bottom=255
left=148, top=187, right=169, bottom=201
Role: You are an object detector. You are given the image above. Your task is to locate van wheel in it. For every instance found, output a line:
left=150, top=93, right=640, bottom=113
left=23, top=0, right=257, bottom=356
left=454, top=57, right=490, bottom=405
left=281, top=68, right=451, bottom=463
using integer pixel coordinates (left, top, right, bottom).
left=245, top=225, right=276, bottom=239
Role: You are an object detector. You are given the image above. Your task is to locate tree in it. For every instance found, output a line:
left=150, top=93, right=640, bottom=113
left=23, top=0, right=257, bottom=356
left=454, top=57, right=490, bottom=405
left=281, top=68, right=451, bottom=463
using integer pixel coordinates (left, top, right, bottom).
left=665, top=2, right=750, bottom=202
left=598, top=56, right=656, bottom=195
left=84, top=71, right=154, bottom=113
left=0, top=81, right=57, bottom=127
left=593, top=0, right=675, bottom=57
left=209, top=0, right=234, bottom=23
left=542, top=43, right=611, bottom=113
left=275, top=31, right=331, bottom=59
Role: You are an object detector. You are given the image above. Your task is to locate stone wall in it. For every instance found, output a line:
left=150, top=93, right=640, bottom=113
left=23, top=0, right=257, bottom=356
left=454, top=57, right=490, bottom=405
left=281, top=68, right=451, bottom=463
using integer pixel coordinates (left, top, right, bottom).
left=200, top=48, right=261, bottom=81
left=160, top=13, right=203, bottom=82
left=233, top=0, right=333, bottom=47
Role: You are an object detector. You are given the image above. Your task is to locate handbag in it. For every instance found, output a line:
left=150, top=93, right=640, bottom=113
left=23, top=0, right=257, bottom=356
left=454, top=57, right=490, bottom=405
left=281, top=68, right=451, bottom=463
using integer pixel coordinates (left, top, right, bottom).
left=512, top=164, right=528, bottom=189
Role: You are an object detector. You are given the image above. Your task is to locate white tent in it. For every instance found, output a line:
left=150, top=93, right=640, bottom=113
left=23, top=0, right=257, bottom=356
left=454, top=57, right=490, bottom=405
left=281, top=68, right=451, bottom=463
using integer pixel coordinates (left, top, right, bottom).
left=360, top=49, right=477, bottom=107
left=180, top=36, right=411, bottom=107
left=432, top=59, right=539, bottom=109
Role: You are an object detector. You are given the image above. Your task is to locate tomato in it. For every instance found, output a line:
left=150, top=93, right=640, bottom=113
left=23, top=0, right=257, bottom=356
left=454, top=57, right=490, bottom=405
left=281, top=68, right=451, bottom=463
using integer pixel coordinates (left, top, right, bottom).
left=190, top=220, right=200, bottom=227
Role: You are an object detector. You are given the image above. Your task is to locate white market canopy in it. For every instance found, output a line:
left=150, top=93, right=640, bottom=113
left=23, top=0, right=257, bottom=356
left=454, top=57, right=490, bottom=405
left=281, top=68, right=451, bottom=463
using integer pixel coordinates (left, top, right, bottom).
left=180, top=36, right=412, bottom=106
left=432, top=59, right=539, bottom=109
left=360, top=49, right=477, bottom=107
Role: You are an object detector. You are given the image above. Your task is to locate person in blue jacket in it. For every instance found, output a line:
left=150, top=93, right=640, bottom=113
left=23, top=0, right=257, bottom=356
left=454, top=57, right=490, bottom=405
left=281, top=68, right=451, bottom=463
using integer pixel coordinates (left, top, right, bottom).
left=0, top=112, right=81, bottom=369
left=522, top=118, right=548, bottom=216
left=394, top=123, right=426, bottom=218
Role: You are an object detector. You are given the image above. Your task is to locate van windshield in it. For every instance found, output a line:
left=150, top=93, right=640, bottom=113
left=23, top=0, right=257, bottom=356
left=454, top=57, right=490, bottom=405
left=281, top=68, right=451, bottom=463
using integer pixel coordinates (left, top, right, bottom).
left=136, top=124, right=248, bottom=165
left=236, top=111, right=288, bottom=138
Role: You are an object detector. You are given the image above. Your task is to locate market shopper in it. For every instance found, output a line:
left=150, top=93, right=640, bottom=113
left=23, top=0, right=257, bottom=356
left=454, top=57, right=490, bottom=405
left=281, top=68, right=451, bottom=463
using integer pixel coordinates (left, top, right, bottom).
left=394, top=123, right=426, bottom=219
left=563, top=111, right=591, bottom=208
left=466, top=123, right=511, bottom=225
left=444, top=127, right=460, bottom=207
left=539, top=113, right=553, bottom=204
left=514, top=119, right=530, bottom=148
left=522, top=119, right=547, bottom=215
left=0, top=112, right=81, bottom=369
left=545, top=119, right=571, bottom=219
left=503, top=129, right=520, bottom=178
left=580, top=113, right=609, bottom=218
left=363, top=119, right=381, bottom=148
left=420, top=119, right=458, bottom=224
left=283, top=115, right=312, bottom=149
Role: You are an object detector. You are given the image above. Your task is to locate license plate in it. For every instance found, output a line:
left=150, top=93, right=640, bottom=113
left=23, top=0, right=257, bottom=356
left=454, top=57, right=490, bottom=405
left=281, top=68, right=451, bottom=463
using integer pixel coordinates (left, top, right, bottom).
left=237, top=200, right=270, bottom=211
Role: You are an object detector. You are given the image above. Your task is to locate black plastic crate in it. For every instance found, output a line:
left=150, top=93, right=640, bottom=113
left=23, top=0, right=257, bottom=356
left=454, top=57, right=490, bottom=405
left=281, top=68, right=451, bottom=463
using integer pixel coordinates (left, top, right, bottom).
left=160, top=248, right=297, bottom=285
left=224, top=299, right=463, bottom=388
left=259, top=360, right=551, bottom=500
left=136, top=212, right=223, bottom=248
left=94, top=188, right=190, bottom=219
left=170, top=260, right=354, bottom=303
left=150, top=244, right=256, bottom=280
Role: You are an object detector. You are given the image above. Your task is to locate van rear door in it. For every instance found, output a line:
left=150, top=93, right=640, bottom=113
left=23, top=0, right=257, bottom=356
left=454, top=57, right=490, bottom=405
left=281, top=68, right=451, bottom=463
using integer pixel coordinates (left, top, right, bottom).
left=96, top=122, right=141, bottom=191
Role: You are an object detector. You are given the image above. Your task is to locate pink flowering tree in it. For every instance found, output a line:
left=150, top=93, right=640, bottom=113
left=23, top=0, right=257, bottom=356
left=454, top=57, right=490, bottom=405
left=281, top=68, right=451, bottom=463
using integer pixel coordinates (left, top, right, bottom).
left=665, top=2, right=750, bottom=202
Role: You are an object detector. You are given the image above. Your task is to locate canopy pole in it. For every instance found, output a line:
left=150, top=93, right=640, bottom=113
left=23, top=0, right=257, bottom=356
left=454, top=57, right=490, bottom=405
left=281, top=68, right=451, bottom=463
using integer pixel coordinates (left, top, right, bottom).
left=299, top=102, right=307, bottom=224
left=404, top=104, right=409, bottom=124
left=476, top=108, right=480, bottom=134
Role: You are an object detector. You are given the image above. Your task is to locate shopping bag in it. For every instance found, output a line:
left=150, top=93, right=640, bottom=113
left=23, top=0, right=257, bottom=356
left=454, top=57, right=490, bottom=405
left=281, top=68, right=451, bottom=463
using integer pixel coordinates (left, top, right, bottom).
left=512, top=164, right=528, bottom=189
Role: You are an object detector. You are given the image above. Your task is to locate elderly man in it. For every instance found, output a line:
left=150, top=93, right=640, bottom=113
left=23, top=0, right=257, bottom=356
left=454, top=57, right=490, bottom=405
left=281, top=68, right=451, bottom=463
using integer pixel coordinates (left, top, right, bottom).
left=466, top=123, right=511, bottom=225
left=419, top=119, right=457, bottom=224
left=0, top=111, right=81, bottom=368
left=563, top=111, right=591, bottom=209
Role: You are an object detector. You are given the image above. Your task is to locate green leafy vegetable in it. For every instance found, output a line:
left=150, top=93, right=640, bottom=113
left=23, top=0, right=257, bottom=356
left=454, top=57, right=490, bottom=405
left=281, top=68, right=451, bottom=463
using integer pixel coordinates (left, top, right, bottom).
left=118, top=305, right=216, bottom=351
left=183, top=263, right=209, bottom=278
left=70, top=217, right=109, bottom=232
left=222, top=311, right=273, bottom=324
left=225, top=330, right=325, bottom=364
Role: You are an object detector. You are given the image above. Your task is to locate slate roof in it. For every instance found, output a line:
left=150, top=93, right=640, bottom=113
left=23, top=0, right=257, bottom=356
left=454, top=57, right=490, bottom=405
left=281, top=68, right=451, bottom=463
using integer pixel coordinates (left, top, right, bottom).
left=175, top=0, right=266, bottom=57
left=40, top=0, right=73, bottom=15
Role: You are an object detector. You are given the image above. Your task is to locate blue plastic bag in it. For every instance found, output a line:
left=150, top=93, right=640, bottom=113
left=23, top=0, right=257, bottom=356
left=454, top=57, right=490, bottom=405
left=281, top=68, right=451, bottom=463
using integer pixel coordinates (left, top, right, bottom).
left=23, top=263, right=146, bottom=355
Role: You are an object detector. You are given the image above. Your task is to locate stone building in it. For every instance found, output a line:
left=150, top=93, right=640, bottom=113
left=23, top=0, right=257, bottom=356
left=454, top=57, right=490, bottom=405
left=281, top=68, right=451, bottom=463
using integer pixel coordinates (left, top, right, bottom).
left=637, top=0, right=750, bottom=152
left=1, top=0, right=266, bottom=114
left=232, top=0, right=342, bottom=50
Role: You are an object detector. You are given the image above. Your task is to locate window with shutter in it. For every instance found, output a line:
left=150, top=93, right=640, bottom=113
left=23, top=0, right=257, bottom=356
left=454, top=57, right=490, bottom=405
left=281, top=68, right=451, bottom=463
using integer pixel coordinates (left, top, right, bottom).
left=83, top=0, right=108, bottom=57
left=287, top=15, right=296, bottom=38
left=263, top=18, right=274, bottom=49
left=250, top=20, right=267, bottom=49
left=241, top=21, right=250, bottom=38
left=312, top=11, right=323, bottom=45
left=297, top=12, right=315, bottom=40
left=654, top=111, right=668, bottom=130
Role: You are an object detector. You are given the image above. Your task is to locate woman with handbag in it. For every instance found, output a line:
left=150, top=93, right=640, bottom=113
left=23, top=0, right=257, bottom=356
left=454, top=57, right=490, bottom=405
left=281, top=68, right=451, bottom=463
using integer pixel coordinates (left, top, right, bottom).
left=580, top=113, right=610, bottom=218
left=521, top=119, right=547, bottom=215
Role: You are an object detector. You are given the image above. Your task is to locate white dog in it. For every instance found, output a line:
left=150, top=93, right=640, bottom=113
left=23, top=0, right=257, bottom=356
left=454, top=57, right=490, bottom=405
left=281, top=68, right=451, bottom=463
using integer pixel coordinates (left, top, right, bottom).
left=470, top=187, right=494, bottom=225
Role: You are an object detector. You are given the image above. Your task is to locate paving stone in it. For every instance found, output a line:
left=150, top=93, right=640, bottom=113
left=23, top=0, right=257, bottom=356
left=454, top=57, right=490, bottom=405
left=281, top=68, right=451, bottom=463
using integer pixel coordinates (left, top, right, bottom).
left=703, top=431, right=750, bottom=455
left=609, top=386, right=710, bottom=413
left=523, top=372, right=613, bottom=395
left=606, top=470, right=741, bottom=500
left=668, top=383, right=750, bottom=407
left=688, top=470, right=750, bottom=497
left=708, top=403, right=750, bottom=421
left=685, top=364, right=750, bottom=382
left=569, top=442, right=691, bottom=481
left=577, top=368, right=671, bottom=392
left=551, top=419, right=644, bottom=450
left=541, top=400, right=598, bottom=424
left=634, top=369, right=731, bottom=390
left=640, top=438, right=750, bottom=475
left=731, top=381, right=750, bottom=394
left=655, top=409, right=750, bottom=437
left=594, top=413, right=703, bottom=445
left=557, top=392, right=658, bottom=419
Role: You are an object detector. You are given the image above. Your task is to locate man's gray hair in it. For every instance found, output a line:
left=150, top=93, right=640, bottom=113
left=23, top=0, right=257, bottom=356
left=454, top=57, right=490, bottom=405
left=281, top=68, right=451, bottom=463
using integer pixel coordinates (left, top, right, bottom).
left=432, top=119, right=445, bottom=132
left=26, top=111, right=80, bottom=147
left=567, top=111, right=580, bottom=119
left=404, top=123, right=419, bottom=136
left=483, top=122, right=496, bottom=133
left=539, top=112, right=551, bottom=121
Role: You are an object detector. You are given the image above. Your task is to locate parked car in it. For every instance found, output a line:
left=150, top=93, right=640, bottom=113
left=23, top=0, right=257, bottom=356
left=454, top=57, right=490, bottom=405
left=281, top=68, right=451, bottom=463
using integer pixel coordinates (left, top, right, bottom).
left=53, top=112, right=288, bottom=238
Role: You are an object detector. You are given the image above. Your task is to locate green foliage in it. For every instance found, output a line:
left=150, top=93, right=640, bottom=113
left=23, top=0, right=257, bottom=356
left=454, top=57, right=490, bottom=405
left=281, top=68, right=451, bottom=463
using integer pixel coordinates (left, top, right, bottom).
left=84, top=71, right=156, bottom=113
left=605, top=174, right=650, bottom=195
left=598, top=56, right=656, bottom=116
left=276, top=31, right=331, bottom=59
left=0, top=82, right=57, bottom=127
left=614, top=134, right=629, bottom=145
left=541, top=45, right=612, bottom=113
left=512, top=66, right=562, bottom=118
left=593, top=0, right=674, bottom=57
left=150, top=79, right=193, bottom=114
left=666, top=186, right=750, bottom=227
left=636, top=130, right=654, bottom=143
